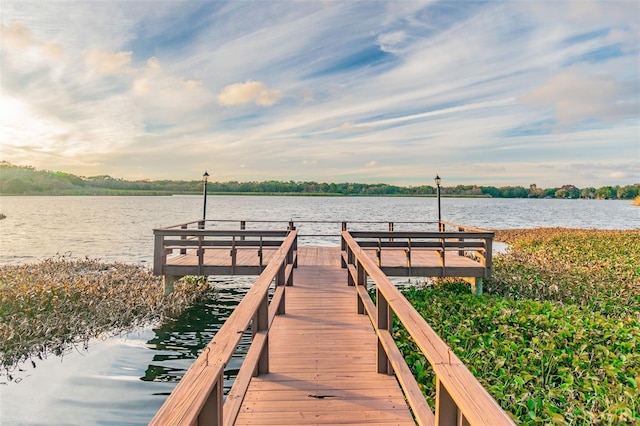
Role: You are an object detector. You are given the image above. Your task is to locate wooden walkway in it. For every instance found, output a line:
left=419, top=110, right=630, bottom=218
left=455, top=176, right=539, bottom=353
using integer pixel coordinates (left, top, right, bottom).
left=151, top=223, right=514, bottom=425
left=235, top=248, right=414, bottom=425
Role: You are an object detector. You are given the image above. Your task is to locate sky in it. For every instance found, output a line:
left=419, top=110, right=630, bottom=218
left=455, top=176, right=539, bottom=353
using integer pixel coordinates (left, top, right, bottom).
left=1, top=1, right=639, bottom=188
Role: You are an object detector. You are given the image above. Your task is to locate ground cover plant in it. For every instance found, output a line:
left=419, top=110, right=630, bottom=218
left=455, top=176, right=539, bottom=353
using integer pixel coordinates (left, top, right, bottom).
left=398, top=228, right=639, bottom=425
left=0, top=256, right=212, bottom=380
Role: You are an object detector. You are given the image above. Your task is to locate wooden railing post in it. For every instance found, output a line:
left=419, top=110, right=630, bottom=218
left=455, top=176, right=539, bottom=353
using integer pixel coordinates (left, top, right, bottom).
left=376, top=288, right=392, bottom=375
left=254, top=293, right=269, bottom=375
left=230, top=236, right=236, bottom=275
left=180, top=224, right=187, bottom=254
left=341, top=227, right=348, bottom=268
left=389, top=222, right=394, bottom=242
left=484, top=236, right=493, bottom=278
left=276, top=261, right=286, bottom=286
left=240, top=220, right=246, bottom=240
left=153, top=233, right=164, bottom=276
left=356, top=260, right=366, bottom=314
left=198, top=234, right=204, bottom=276
left=198, top=369, right=223, bottom=425
left=435, top=377, right=459, bottom=426
left=458, top=227, right=465, bottom=257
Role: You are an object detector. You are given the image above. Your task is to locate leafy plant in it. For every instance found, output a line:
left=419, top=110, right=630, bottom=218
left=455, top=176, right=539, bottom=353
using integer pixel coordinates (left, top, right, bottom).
left=398, top=229, right=640, bottom=425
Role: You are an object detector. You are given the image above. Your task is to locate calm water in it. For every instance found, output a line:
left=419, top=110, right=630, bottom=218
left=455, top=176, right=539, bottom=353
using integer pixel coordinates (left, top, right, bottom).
left=0, top=196, right=637, bottom=424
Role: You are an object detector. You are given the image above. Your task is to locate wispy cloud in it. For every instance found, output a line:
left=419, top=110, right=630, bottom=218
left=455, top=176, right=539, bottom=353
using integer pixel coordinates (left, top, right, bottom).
left=1, top=0, right=638, bottom=186
left=218, top=80, right=283, bottom=106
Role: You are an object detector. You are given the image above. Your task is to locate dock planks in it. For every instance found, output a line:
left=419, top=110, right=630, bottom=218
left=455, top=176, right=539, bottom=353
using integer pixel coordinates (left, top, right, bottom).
left=234, top=255, right=415, bottom=425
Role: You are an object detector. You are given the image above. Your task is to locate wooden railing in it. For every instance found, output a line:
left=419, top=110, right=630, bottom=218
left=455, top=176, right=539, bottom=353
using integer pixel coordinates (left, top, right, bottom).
left=343, top=229, right=493, bottom=278
left=153, top=222, right=294, bottom=276
left=149, top=231, right=297, bottom=426
left=342, top=231, right=514, bottom=426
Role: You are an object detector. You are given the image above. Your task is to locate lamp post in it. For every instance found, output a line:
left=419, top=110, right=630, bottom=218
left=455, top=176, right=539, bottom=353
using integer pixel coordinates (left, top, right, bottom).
left=201, top=171, right=209, bottom=228
left=434, top=175, right=442, bottom=231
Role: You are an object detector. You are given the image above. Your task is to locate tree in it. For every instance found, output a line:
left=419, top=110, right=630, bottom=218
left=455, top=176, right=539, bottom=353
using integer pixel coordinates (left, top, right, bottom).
left=596, top=186, right=615, bottom=199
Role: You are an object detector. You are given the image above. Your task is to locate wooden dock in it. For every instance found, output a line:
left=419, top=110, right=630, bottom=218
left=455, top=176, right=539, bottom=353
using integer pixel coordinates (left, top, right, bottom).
left=234, top=250, right=414, bottom=424
left=150, top=221, right=514, bottom=425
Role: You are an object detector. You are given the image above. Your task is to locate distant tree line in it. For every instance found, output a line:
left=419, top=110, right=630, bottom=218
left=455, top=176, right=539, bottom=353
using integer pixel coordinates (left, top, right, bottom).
left=1, top=162, right=638, bottom=200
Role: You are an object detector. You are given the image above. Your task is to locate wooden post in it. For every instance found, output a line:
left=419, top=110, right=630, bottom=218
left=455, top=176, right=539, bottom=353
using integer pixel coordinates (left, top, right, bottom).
left=484, top=237, right=493, bottom=278
left=355, top=260, right=366, bottom=313
left=435, top=377, right=458, bottom=426
left=198, top=236, right=204, bottom=276
left=240, top=220, right=246, bottom=241
left=458, top=227, right=465, bottom=257
left=389, top=222, right=394, bottom=242
left=230, top=237, right=236, bottom=275
left=153, top=233, right=164, bottom=276
left=376, top=288, right=392, bottom=375
left=462, top=277, right=483, bottom=295
left=198, top=369, right=223, bottom=425
left=163, top=275, right=180, bottom=296
left=341, top=229, right=347, bottom=268
left=276, top=261, right=286, bottom=286
left=255, top=294, right=269, bottom=375
left=180, top=224, right=187, bottom=254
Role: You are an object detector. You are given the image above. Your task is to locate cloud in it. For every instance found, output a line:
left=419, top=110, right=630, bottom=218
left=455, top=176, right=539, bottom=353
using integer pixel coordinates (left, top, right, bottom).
left=218, top=80, right=283, bottom=106
left=1, top=21, right=35, bottom=48
left=520, top=71, right=638, bottom=124
left=84, top=48, right=132, bottom=75
left=1, top=21, right=63, bottom=61
left=366, top=161, right=378, bottom=167
left=377, top=30, right=406, bottom=53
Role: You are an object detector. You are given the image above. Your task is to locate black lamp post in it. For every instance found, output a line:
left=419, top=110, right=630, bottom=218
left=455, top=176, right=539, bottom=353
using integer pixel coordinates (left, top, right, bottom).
left=202, top=171, right=209, bottom=226
left=435, top=175, right=442, bottom=231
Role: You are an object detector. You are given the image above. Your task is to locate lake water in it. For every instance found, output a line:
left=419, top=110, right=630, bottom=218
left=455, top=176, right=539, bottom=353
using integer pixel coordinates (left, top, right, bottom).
left=0, top=195, right=637, bottom=424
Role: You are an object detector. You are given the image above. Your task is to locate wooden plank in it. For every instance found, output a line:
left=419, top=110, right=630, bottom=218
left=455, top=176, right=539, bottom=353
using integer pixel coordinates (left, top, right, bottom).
left=236, top=264, right=414, bottom=425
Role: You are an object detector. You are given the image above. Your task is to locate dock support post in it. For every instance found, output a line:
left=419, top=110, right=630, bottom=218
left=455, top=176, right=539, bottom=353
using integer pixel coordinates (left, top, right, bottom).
left=462, top=277, right=483, bottom=295
left=163, top=275, right=180, bottom=296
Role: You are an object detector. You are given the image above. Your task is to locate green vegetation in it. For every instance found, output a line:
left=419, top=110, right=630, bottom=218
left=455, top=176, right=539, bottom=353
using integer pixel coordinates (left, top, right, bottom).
left=0, top=257, right=213, bottom=377
left=0, top=213, right=5, bottom=220
left=2, top=161, right=638, bottom=199
left=398, top=229, right=639, bottom=425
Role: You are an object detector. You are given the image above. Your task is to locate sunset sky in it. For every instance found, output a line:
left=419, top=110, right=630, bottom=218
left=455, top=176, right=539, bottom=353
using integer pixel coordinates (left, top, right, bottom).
left=1, top=1, right=638, bottom=187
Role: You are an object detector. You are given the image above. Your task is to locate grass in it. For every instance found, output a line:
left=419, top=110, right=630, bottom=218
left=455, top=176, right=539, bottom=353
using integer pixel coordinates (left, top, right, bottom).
left=397, top=228, right=640, bottom=425
left=0, top=256, right=213, bottom=378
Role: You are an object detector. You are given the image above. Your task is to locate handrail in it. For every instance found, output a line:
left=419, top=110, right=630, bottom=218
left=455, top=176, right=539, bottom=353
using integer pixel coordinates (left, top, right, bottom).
left=149, top=231, right=297, bottom=426
left=342, top=231, right=514, bottom=425
left=153, top=229, right=291, bottom=275
left=346, top=230, right=493, bottom=279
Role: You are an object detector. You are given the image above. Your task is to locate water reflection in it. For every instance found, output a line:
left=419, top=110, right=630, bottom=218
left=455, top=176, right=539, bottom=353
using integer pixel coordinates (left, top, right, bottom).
left=141, top=275, right=256, bottom=395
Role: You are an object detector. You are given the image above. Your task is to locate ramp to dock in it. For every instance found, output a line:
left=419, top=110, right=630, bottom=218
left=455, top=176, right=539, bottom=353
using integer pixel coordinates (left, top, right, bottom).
left=234, top=248, right=414, bottom=424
